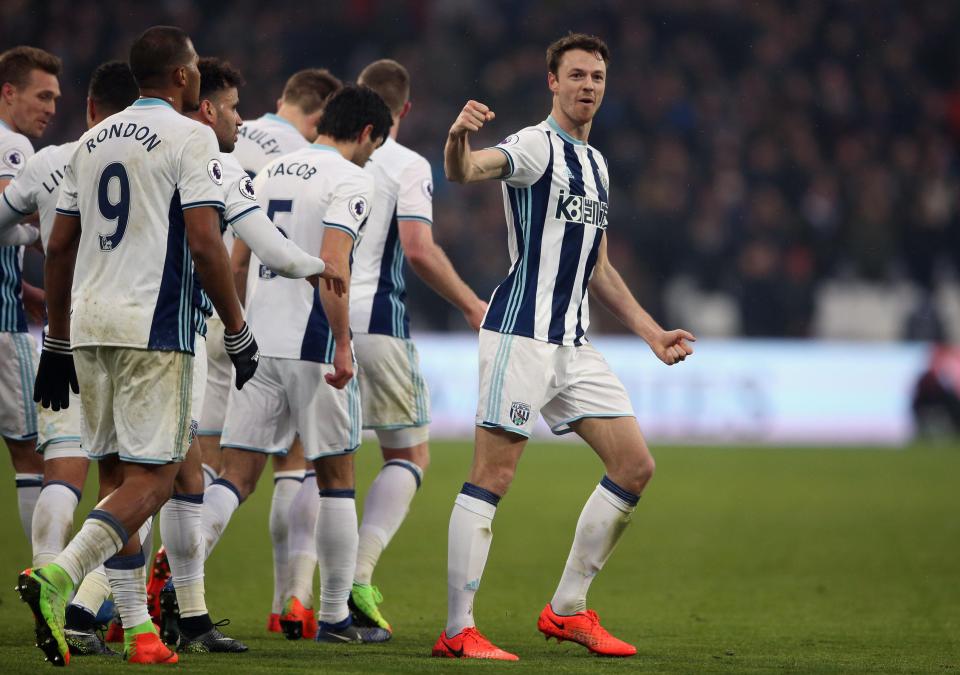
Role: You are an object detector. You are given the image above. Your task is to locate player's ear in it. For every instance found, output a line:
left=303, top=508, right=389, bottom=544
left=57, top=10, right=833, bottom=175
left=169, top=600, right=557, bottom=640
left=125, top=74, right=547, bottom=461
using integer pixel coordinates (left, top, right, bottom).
left=358, top=123, right=373, bottom=144
left=0, top=82, right=16, bottom=104
left=86, top=96, right=96, bottom=125
left=547, top=71, right=559, bottom=94
left=399, top=100, right=411, bottom=120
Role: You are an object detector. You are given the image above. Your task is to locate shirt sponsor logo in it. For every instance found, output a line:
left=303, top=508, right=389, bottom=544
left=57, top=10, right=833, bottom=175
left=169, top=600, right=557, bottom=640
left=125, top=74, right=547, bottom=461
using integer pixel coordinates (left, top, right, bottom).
left=555, top=189, right=608, bottom=229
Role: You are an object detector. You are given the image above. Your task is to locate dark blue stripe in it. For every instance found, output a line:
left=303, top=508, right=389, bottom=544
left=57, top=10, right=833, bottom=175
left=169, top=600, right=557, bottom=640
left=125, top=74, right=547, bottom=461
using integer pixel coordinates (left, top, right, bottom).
left=510, top=140, right=554, bottom=338
left=43, top=480, right=81, bottom=501
left=181, top=200, right=225, bottom=210
left=299, top=286, right=333, bottom=363
left=384, top=460, right=422, bottom=489
left=148, top=190, right=194, bottom=352
left=548, top=223, right=585, bottom=343
left=226, top=205, right=259, bottom=224
left=0, top=247, right=26, bottom=332
left=322, top=221, right=358, bottom=240
left=3, top=192, right=30, bottom=215
left=304, top=470, right=316, bottom=478
left=318, top=488, right=356, bottom=498
left=600, top=475, right=639, bottom=507
left=273, top=475, right=302, bottom=483
left=171, top=492, right=204, bottom=504
left=211, top=477, right=242, bottom=503
left=104, top=550, right=146, bottom=570
left=482, top=187, right=525, bottom=332
left=586, top=149, right=608, bottom=204
left=15, top=477, right=42, bottom=488
left=88, top=509, right=130, bottom=545
left=55, top=208, right=81, bottom=216
left=460, top=482, right=501, bottom=506
left=573, top=150, right=609, bottom=345
left=368, top=208, right=409, bottom=337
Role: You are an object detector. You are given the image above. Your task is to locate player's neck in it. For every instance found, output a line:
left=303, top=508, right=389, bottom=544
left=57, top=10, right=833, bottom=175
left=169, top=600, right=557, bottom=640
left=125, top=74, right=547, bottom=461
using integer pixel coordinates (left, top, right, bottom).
left=313, top=134, right=354, bottom=161
left=275, top=104, right=314, bottom=141
left=0, top=108, right=18, bottom=134
left=138, top=90, right=182, bottom=112
left=549, top=105, right=591, bottom=143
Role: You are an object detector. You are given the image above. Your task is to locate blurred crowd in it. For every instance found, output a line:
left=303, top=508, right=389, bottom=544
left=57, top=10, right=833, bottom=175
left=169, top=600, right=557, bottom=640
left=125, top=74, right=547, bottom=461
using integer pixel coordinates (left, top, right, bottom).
left=4, top=0, right=960, bottom=339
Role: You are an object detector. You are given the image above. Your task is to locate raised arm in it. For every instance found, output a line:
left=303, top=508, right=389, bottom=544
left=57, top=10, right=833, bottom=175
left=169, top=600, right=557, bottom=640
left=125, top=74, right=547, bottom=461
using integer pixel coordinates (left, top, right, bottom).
left=589, top=235, right=695, bottom=365
left=444, top=100, right=510, bottom=184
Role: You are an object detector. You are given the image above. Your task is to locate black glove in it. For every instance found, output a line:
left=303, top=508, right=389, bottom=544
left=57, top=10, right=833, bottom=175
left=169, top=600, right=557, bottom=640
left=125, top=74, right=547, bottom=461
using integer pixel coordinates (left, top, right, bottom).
left=33, top=335, right=79, bottom=411
left=224, top=322, right=259, bottom=390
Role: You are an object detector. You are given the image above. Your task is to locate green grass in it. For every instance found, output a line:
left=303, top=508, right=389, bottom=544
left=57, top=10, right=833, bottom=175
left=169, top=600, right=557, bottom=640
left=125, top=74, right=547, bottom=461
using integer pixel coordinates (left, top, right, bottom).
left=1, top=441, right=958, bottom=673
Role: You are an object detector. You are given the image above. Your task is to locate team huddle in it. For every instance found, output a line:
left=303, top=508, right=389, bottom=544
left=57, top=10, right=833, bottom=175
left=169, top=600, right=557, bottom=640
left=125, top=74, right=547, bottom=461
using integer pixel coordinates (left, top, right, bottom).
left=0, top=24, right=694, bottom=666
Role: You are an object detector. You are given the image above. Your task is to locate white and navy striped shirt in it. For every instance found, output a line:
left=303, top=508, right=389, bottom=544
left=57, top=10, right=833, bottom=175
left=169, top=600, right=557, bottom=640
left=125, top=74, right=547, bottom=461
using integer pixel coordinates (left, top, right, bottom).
left=350, top=138, right=433, bottom=338
left=483, top=116, right=610, bottom=346
left=0, top=119, right=34, bottom=333
left=56, top=98, right=225, bottom=353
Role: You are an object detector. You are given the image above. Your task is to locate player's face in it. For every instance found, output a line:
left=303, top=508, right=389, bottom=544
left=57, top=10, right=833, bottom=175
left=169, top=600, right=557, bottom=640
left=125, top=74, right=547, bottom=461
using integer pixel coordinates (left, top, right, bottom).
left=8, top=69, right=60, bottom=139
left=209, top=87, right=242, bottom=153
left=181, top=41, right=202, bottom=113
left=353, top=129, right=384, bottom=167
left=549, top=49, right=606, bottom=126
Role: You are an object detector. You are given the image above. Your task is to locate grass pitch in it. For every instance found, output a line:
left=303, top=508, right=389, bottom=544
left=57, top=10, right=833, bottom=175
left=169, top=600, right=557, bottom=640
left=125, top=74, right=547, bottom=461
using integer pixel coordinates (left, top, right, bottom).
left=0, top=440, right=957, bottom=673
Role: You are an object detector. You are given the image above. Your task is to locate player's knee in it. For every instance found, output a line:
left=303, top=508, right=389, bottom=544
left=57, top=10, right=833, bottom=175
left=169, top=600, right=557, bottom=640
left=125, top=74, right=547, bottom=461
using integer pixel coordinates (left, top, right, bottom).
left=607, top=452, right=654, bottom=495
left=472, top=463, right=516, bottom=496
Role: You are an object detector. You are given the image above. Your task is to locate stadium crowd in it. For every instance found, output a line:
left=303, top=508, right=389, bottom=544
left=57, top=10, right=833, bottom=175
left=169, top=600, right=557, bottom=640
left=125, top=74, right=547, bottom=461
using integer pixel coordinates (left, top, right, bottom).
left=3, top=0, right=959, bottom=338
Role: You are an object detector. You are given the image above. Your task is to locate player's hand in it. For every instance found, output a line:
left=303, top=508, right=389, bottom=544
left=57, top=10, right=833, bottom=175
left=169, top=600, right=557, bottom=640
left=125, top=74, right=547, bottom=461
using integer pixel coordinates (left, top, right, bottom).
left=319, top=258, right=346, bottom=297
left=463, top=298, right=488, bottom=332
left=33, top=334, right=79, bottom=411
left=325, top=343, right=354, bottom=390
left=449, top=100, right=495, bottom=138
left=224, top=322, right=260, bottom=389
left=650, top=329, right=696, bottom=366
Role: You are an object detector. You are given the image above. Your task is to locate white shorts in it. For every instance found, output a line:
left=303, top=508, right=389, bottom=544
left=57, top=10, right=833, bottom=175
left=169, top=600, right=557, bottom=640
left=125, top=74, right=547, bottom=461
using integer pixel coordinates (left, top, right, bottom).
left=0, top=331, right=38, bottom=441
left=198, top=317, right=231, bottom=436
left=221, top=356, right=361, bottom=461
left=74, top=347, right=194, bottom=464
left=354, top=333, right=429, bottom=446
left=191, top=336, right=208, bottom=439
left=37, top=391, right=84, bottom=460
left=476, top=329, right=635, bottom=437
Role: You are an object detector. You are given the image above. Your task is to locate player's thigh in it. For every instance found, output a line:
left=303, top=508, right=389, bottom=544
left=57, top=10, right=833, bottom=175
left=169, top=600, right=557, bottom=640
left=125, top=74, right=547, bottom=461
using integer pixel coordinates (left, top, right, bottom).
left=74, top=346, right=120, bottom=461
left=110, top=348, right=194, bottom=465
left=285, top=360, right=362, bottom=463
left=199, top=317, right=231, bottom=437
left=0, top=331, right=38, bottom=445
left=355, top=333, right=430, bottom=434
left=272, top=436, right=305, bottom=472
left=475, top=329, right=557, bottom=438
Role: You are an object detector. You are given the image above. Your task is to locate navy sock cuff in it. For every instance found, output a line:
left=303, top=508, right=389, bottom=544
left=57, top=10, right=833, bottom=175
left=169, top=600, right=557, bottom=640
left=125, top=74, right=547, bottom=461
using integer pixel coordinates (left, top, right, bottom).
left=88, top=509, right=130, bottom=546
left=318, top=488, right=355, bottom=498
left=15, top=476, right=43, bottom=488
left=43, top=480, right=82, bottom=501
left=600, top=475, right=639, bottom=507
left=212, top=477, right=242, bottom=502
left=460, top=482, right=501, bottom=506
left=172, top=492, right=204, bottom=504
left=104, top=550, right=145, bottom=570
left=274, top=474, right=303, bottom=484
left=384, top=460, right=423, bottom=489
left=320, top=616, right=352, bottom=631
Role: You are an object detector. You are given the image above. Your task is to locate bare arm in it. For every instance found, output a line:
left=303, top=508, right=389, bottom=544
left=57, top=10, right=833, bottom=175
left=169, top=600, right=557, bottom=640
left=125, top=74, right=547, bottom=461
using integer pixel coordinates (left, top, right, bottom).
left=444, top=100, right=510, bottom=184
left=318, top=229, right=354, bottom=389
left=184, top=206, right=244, bottom=333
left=399, top=219, right=486, bottom=329
left=44, top=212, right=81, bottom=340
left=589, top=235, right=695, bottom=365
left=230, top=236, right=251, bottom=306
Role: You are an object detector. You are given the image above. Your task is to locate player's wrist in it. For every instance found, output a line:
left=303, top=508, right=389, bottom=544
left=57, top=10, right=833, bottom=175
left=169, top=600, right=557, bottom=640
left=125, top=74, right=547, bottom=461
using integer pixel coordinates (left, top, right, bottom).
left=223, top=322, right=254, bottom=355
left=42, top=334, right=72, bottom=354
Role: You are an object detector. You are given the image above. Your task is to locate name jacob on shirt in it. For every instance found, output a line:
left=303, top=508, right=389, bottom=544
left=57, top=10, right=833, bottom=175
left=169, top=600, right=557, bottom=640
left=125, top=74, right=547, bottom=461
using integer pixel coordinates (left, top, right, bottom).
left=555, top=189, right=607, bottom=229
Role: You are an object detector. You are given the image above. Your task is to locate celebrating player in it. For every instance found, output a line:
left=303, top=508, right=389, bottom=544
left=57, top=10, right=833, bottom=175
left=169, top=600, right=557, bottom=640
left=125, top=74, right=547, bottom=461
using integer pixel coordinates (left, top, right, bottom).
left=204, top=67, right=341, bottom=633
left=18, top=26, right=259, bottom=666
left=346, top=58, right=487, bottom=633
left=0, top=46, right=61, bottom=547
left=204, top=85, right=393, bottom=644
left=432, top=34, right=696, bottom=660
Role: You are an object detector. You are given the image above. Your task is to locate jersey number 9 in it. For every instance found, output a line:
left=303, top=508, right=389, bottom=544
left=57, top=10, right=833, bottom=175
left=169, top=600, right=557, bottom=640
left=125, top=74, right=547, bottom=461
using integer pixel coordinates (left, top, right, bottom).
left=97, top=162, right=130, bottom=251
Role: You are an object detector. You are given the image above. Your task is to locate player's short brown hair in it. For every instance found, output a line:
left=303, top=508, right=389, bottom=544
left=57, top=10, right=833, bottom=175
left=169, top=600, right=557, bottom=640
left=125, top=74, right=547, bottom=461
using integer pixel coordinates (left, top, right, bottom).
left=0, top=46, right=61, bottom=89
left=358, top=59, right=409, bottom=115
left=546, top=33, right=610, bottom=75
left=199, top=57, right=245, bottom=100
left=281, top=68, right=342, bottom=115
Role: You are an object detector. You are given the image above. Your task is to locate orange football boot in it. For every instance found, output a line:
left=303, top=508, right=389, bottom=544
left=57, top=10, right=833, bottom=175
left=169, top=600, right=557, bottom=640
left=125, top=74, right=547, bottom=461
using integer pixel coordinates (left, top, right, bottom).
left=104, top=620, right=124, bottom=643
left=145, top=547, right=171, bottom=622
left=431, top=627, right=519, bottom=660
left=279, top=596, right=317, bottom=640
left=537, top=604, right=636, bottom=657
left=124, top=631, right=179, bottom=664
left=266, top=612, right=281, bottom=633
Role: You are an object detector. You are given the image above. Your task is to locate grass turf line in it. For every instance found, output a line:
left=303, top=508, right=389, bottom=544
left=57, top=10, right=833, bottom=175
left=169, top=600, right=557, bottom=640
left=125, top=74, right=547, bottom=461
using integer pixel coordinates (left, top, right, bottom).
left=0, top=441, right=957, bottom=673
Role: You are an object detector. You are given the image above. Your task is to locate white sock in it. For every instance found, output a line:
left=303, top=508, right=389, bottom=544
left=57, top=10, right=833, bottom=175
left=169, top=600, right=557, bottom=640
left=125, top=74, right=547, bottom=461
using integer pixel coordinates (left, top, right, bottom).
left=160, top=494, right=206, bottom=618
left=201, top=463, right=218, bottom=490
left=32, top=482, right=81, bottom=566
left=315, top=490, right=357, bottom=625
left=550, top=476, right=638, bottom=615
left=285, top=473, right=319, bottom=610
left=446, top=484, right=500, bottom=636
left=104, top=550, right=150, bottom=629
left=355, top=460, right=422, bottom=585
left=71, top=565, right=110, bottom=616
left=55, top=510, right=127, bottom=585
left=202, top=478, right=241, bottom=559
left=269, top=470, right=304, bottom=613
left=140, top=514, right=154, bottom=559
left=15, top=473, right=43, bottom=541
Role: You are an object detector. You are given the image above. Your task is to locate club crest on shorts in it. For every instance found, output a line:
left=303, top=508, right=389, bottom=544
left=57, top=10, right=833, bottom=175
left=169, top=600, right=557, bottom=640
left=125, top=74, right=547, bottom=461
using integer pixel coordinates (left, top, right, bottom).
left=510, top=401, right=531, bottom=426
left=207, top=158, right=223, bottom=185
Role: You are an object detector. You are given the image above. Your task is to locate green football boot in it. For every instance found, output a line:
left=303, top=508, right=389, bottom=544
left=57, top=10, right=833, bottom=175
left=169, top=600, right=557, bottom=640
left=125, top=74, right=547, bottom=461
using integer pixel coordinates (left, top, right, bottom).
left=17, top=565, right=74, bottom=666
left=348, top=583, right=392, bottom=632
